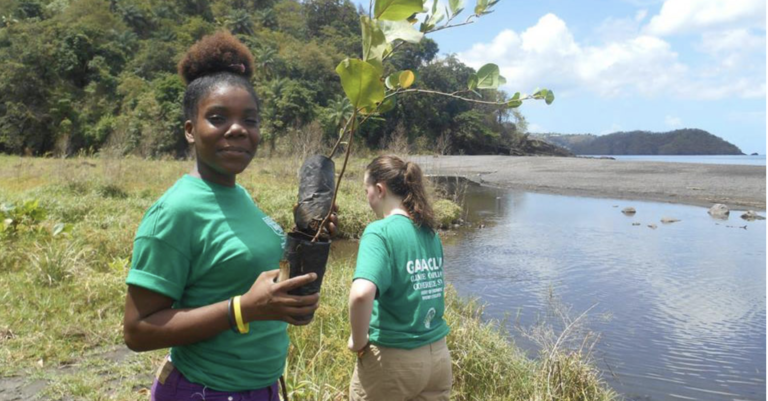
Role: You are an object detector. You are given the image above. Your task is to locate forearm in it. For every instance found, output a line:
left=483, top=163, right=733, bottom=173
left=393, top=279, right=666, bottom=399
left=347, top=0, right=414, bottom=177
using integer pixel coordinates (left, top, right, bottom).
left=125, top=300, right=231, bottom=352
left=349, top=295, right=373, bottom=346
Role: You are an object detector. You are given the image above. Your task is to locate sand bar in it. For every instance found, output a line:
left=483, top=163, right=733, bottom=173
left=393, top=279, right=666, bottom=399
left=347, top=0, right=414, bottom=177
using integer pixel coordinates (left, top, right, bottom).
left=409, top=155, right=766, bottom=210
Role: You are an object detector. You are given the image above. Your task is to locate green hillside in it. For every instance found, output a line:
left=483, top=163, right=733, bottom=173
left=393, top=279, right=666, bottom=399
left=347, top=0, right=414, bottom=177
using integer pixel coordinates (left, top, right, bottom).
left=0, top=0, right=565, bottom=157
left=535, top=129, right=744, bottom=155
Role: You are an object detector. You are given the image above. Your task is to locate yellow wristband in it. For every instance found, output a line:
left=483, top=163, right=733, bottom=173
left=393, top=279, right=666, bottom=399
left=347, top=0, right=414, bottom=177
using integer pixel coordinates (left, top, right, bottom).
left=233, top=295, right=249, bottom=334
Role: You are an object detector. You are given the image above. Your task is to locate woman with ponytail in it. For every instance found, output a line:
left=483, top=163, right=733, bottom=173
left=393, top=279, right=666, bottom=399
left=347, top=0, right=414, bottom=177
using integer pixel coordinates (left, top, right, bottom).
left=122, top=31, right=335, bottom=401
left=348, top=155, right=452, bottom=401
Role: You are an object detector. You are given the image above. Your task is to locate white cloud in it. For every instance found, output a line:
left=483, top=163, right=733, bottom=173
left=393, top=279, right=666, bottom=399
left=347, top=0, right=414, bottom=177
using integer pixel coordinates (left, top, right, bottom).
left=644, top=0, right=766, bottom=36
left=665, top=115, right=683, bottom=127
left=700, top=29, right=765, bottom=54
left=456, top=13, right=765, bottom=101
left=528, top=123, right=546, bottom=133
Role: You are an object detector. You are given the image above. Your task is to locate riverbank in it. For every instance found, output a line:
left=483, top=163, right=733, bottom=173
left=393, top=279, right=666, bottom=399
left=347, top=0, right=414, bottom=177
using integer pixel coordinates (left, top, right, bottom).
left=0, top=155, right=613, bottom=400
left=411, top=155, right=766, bottom=210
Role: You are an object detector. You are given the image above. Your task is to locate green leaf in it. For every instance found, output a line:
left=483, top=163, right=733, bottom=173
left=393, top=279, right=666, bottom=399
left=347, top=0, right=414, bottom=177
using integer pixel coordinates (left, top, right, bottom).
left=336, top=58, right=386, bottom=109
left=426, top=7, right=445, bottom=28
left=498, top=75, right=507, bottom=86
left=545, top=89, right=555, bottom=105
left=382, top=43, right=395, bottom=59
left=474, top=0, right=488, bottom=15
left=533, top=88, right=554, bottom=102
left=378, top=95, right=397, bottom=113
left=361, top=16, right=387, bottom=62
left=476, top=63, right=500, bottom=89
left=399, top=70, right=415, bottom=88
left=375, top=0, right=424, bottom=21
left=368, top=58, right=385, bottom=75
left=449, top=0, right=465, bottom=15
left=467, top=74, right=478, bottom=90
left=507, top=92, right=522, bottom=108
left=385, top=72, right=402, bottom=89
left=377, top=20, right=424, bottom=43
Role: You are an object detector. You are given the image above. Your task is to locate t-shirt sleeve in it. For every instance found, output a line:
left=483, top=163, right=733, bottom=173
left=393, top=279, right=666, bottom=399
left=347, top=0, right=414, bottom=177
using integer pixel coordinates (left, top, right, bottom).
left=353, top=231, right=391, bottom=295
left=126, top=203, right=192, bottom=301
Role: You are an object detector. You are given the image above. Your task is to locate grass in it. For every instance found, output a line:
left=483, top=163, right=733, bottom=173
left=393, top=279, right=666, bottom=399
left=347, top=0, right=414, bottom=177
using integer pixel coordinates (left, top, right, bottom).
left=0, top=154, right=613, bottom=400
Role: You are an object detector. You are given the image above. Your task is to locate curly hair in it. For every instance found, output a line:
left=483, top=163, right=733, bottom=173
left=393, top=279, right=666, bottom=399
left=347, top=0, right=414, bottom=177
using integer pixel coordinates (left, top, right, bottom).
left=178, top=31, right=259, bottom=121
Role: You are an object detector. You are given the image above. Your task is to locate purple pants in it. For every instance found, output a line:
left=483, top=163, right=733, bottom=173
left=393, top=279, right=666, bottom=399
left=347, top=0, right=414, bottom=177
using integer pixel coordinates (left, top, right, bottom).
left=151, top=366, right=280, bottom=401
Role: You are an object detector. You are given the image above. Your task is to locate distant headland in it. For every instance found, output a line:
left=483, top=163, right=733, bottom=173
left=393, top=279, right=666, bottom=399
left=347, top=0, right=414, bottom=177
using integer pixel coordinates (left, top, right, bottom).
left=533, top=129, right=744, bottom=155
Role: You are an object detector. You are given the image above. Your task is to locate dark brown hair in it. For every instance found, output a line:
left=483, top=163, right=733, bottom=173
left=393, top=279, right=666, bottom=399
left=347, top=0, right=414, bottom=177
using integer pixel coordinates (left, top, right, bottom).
left=177, top=31, right=258, bottom=121
left=366, top=155, right=436, bottom=231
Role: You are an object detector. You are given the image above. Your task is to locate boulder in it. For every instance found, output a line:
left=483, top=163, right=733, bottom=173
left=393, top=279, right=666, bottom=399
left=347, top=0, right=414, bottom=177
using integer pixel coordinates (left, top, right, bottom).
left=741, top=211, right=766, bottom=221
left=632, top=222, right=641, bottom=226
left=661, top=217, right=680, bottom=224
left=622, top=207, right=636, bottom=215
left=647, top=224, right=658, bottom=229
left=708, top=204, right=729, bottom=219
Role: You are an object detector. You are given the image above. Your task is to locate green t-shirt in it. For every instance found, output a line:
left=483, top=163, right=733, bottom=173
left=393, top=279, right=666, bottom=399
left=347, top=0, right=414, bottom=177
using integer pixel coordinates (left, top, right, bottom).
left=353, top=214, right=450, bottom=349
left=126, top=174, right=287, bottom=391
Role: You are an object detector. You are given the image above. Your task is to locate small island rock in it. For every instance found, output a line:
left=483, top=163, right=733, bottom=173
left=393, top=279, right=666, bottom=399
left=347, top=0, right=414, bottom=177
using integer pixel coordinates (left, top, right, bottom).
left=708, top=204, right=730, bottom=219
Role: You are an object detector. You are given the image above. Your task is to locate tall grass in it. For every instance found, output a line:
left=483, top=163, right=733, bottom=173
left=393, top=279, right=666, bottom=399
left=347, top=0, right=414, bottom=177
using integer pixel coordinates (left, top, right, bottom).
left=0, top=155, right=612, bottom=400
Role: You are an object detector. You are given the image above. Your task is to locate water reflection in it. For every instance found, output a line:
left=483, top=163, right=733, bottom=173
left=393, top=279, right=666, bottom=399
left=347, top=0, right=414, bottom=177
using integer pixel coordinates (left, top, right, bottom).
left=443, top=186, right=766, bottom=400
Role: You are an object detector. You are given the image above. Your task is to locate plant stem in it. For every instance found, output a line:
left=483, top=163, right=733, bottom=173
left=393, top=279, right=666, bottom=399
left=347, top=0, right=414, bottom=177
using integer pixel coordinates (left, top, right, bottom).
left=328, top=114, right=355, bottom=159
left=391, top=88, right=529, bottom=106
left=313, top=107, right=381, bottom=243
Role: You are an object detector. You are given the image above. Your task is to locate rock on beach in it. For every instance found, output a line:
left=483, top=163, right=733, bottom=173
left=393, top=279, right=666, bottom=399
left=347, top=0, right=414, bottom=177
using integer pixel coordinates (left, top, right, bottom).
left=741, top=210, right=766, bottom=221
left=708, top=204, right=730, bottom=219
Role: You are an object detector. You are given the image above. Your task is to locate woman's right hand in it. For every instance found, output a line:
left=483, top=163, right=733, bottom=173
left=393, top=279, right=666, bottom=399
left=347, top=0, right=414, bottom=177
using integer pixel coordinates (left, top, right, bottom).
left=240, top=269, right=320, bottom=325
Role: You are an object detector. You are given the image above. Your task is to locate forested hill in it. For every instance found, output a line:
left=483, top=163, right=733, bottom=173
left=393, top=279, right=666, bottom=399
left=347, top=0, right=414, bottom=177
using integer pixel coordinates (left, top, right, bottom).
left=534, top=129, right=744, bottom=155
left=0, top=0, right=565, bottom=157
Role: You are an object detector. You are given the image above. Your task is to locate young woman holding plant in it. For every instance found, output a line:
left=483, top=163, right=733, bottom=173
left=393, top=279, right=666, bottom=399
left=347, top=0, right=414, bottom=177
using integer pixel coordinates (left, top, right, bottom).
left=122, top=31, right=335, bottom=401
left=348, top=155, right=452, bottom=401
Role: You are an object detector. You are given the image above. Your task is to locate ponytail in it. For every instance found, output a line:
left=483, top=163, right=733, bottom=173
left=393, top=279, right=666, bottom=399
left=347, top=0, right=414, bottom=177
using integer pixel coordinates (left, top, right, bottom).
left=366, top=155, right=436, bottom=231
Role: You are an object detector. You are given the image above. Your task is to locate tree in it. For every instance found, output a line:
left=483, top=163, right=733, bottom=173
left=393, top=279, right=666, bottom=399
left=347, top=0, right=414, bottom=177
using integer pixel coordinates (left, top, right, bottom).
left=226, top=9, right=254, bottom=35
left=322, top=96, right=353, bottom=138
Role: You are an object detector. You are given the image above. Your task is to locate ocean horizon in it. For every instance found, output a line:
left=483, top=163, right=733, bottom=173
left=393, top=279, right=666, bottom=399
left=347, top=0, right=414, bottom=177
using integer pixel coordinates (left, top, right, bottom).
left=583, top=154, right=766, bottom=166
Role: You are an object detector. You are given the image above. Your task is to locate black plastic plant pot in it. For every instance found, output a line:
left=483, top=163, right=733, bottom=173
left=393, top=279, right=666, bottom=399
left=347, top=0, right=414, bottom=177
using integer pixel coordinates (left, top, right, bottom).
left=294, top=155, right=336, bottom=235
left=283, top=232, right=331, bottom=322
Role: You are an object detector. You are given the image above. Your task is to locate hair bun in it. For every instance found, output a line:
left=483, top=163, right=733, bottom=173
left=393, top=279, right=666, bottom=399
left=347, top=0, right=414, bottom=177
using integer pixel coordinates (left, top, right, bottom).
left=178, top=31, right=254, bottom=85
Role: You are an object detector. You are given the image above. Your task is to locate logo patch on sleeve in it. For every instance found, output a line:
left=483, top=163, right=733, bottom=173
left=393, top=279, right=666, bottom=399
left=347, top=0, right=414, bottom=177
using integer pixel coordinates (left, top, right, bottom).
left=262, top=216, right=286, bottom=249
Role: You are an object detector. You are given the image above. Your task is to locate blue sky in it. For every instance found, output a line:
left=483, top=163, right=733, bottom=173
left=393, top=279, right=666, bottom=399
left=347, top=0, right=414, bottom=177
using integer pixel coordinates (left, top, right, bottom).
left=353, top=0, right=767, bottom=153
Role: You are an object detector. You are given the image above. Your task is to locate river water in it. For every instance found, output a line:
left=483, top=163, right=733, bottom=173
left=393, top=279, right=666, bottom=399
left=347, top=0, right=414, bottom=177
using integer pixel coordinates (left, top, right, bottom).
left=440, top=184, right=766, bottom=400
left=587, top=155, right=766, bottom=166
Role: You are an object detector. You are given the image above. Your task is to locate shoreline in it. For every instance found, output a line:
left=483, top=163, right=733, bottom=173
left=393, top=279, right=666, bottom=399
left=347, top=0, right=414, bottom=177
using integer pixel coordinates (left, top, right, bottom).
left=410, top=155, right=766, bottom=210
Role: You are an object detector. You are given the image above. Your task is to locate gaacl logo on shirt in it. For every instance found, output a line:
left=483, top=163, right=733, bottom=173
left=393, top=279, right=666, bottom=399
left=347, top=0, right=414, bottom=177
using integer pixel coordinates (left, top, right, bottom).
left=262, top=216, right=286, bottom=249
left=424, top=307, right=436, bottom=329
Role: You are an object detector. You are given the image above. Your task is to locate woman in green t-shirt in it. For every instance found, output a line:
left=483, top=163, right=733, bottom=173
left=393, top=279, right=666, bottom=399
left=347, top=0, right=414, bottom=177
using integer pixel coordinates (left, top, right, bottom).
left=348, top=155, right=452, bottom=401
left=122, top=32, right=335, bottom=401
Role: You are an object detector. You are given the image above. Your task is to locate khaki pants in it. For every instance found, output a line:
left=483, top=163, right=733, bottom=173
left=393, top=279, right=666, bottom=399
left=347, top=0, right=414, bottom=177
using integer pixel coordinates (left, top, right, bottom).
left=349, top=337, right=452, bottom=401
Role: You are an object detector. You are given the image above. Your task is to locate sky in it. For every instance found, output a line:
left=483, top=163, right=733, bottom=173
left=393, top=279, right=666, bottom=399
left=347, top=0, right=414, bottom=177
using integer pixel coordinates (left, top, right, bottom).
left=352, top=0, right=767, bottom=153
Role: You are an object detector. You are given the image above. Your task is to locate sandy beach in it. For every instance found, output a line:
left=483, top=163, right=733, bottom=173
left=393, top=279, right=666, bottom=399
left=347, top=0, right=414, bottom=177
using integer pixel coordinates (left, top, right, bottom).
left=409, top=155, right=766, bottom=210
